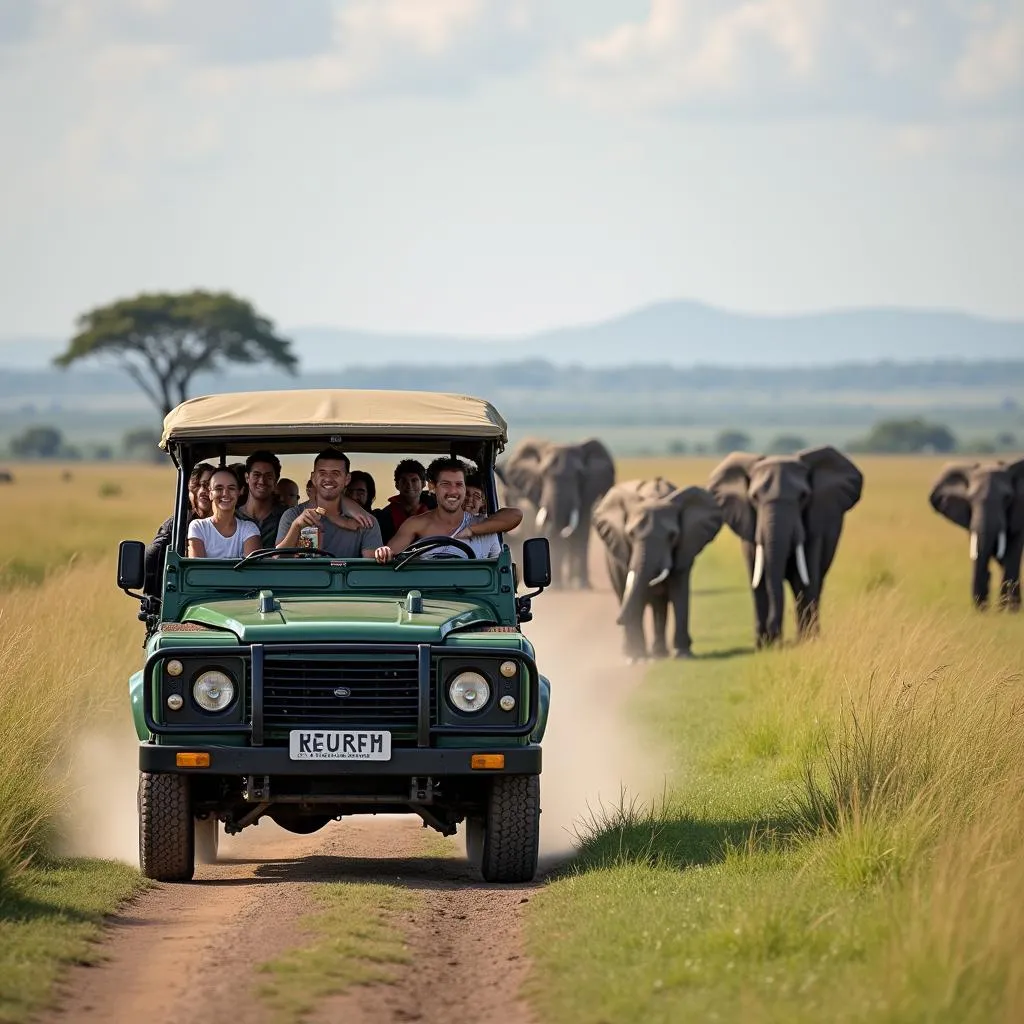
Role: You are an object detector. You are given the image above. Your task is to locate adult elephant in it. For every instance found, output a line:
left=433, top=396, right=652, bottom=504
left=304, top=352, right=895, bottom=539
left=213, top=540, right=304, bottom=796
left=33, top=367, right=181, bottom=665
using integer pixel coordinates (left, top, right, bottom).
left=593, top=479, right=722, bottom=662
left=500, top=438, right=615, bottom=588
left=928, top=459, right=1024, bottom=610
left=709, top=447, right=863, bottom=648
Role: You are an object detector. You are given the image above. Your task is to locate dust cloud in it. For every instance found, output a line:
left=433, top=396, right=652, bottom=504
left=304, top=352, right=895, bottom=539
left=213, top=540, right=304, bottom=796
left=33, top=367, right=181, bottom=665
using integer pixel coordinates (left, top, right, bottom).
left=523, top=548, right=664, bottom=868
left=58, top=726, right=141, bottom=866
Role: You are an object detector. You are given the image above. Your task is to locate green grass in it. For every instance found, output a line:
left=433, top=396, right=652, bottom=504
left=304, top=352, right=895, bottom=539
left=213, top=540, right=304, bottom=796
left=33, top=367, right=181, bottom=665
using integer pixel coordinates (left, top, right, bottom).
left=0, top=859, right=146, bottom=1024
left=257, top=884, right=420, bottom=1023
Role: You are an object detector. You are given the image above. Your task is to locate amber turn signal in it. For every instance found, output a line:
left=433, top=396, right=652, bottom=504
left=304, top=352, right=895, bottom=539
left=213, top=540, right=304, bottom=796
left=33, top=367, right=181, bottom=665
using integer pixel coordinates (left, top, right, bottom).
left=471, top=753, right=505, bottom=770
left=176, top=752, right=211, bottom=768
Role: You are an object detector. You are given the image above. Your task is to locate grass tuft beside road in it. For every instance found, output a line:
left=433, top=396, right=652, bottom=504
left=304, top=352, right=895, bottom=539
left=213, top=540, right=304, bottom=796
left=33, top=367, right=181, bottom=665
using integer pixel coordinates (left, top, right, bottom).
left=526, top=456, right=1024, bottom=1023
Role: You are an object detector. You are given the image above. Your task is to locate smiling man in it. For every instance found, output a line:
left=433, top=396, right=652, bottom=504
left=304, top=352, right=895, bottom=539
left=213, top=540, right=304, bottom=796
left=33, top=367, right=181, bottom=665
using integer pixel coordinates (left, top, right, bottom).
left=276, top=448, right=382, bottom=558
left=374, top=457, right=521, bottom=563
left=237, top=449, right=286, bottom=549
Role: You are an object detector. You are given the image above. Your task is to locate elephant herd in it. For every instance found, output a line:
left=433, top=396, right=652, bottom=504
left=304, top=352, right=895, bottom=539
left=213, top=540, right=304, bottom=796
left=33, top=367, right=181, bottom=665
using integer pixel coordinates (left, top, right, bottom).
left=499, top=439, right=1024, bottom=661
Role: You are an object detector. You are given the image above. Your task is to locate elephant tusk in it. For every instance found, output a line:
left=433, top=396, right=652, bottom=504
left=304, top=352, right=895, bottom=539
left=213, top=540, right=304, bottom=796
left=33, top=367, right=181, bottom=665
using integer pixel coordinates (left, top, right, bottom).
left=621, top=570, right=637, bottom=608
left=970, top=531, right=979, bottom=562
left=751, top=544, right=765, bottom=590
left=795, top=543, right=811, bottom=587
left=649, top=568, right=670, bottom=587
left=535, top=507, right=548, bottom=529
left=997, top=531, right=1007, bottom=562
left=560, top=508, right=580, bottom=538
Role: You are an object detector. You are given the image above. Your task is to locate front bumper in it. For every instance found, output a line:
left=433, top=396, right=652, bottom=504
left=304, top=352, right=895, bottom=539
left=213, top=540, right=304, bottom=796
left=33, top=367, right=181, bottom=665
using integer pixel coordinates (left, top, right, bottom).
left=139, top=742, right=542, bottom=775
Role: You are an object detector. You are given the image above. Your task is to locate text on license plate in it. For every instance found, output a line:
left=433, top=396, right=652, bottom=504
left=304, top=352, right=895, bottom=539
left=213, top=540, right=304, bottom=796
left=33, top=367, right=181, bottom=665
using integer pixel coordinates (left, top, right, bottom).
left=289, top=730, right=392, bottom=760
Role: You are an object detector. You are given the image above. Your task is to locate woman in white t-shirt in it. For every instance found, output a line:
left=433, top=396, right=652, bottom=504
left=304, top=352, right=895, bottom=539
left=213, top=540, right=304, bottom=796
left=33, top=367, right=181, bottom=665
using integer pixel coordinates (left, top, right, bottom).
left=187, top=468, right=262, bottom=559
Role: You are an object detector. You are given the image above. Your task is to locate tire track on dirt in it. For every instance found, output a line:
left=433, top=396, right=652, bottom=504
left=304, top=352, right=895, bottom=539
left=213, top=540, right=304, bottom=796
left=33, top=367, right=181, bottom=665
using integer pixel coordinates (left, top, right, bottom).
left=47, top=545, right=648, bottom=1023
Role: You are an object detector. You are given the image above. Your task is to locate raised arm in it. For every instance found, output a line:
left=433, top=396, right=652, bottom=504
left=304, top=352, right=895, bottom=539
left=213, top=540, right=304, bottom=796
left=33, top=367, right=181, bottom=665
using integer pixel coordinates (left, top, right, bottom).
left=459, top=506, right=523, bottom=538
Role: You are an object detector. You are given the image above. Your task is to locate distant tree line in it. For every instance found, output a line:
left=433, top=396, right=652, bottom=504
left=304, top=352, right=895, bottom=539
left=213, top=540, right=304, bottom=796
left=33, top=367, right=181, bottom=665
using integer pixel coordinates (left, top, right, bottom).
left=5, top=419, right=1016, bottom=462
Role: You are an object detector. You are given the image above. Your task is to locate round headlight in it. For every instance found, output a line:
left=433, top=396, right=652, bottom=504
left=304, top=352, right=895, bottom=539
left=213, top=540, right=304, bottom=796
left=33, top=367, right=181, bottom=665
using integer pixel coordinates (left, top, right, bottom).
left=193, top=670, right=235, bottom=712
left=448, top=671, right=490, bottom=714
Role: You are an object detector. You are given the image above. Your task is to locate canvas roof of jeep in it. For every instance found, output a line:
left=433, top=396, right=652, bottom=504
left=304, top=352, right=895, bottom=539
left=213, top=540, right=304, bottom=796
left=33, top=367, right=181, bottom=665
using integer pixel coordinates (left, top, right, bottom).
left=159, top=389, right=508, bottom=448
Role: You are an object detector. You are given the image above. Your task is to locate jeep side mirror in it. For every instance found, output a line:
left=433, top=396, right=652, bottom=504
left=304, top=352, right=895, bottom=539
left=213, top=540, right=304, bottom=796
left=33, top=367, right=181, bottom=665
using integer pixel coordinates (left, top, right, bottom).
left=521, top=537, right=551, bottom=589
left=117, top=540, right=146, bottom=592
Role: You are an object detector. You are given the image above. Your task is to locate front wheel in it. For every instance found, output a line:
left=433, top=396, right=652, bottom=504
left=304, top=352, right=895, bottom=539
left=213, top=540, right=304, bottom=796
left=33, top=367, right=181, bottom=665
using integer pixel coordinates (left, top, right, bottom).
left=472, top=775, right=540, bottom=883
left=138, top=772, right=194, bottom=882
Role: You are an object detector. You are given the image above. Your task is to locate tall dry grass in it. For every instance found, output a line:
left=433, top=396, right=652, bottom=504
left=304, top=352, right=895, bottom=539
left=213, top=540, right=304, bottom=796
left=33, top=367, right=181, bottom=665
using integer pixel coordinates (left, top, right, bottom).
left=0, top=562, right=141, bottom=882
left=747, top=579, right=1024, bottom=1016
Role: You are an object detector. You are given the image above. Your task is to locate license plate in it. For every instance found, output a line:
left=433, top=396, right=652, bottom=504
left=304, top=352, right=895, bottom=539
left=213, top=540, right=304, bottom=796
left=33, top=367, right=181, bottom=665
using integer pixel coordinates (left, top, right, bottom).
left=288, top=730, right=392, bottom=761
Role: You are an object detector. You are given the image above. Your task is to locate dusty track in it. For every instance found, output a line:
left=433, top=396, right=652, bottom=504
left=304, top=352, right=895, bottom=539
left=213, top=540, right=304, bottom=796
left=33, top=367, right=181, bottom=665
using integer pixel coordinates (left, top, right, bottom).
left=47, top=553, right=648, bottom=1024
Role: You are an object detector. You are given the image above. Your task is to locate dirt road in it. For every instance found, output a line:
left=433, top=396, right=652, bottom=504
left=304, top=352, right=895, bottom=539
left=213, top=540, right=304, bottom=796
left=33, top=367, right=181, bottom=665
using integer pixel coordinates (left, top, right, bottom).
left=47, top=562, right=650, bottom=1024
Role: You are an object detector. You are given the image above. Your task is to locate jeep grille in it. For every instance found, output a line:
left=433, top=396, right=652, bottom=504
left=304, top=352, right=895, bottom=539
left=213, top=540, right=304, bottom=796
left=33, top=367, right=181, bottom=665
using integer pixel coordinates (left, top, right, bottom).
left=261, top=652, right=433, bottom=744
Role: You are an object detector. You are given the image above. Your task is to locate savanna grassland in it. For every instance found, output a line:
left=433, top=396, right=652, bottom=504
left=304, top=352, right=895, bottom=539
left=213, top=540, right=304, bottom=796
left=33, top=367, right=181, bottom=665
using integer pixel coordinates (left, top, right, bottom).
left=0, top=457, right=1022, bottom=1022
left=526, top=455, right=1024, bottom=1023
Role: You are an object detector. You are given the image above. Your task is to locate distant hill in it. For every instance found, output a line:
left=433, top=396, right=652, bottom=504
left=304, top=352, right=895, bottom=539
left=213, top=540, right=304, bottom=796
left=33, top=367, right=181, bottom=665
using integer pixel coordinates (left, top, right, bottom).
left=3, top=300, right=1023, bottom=370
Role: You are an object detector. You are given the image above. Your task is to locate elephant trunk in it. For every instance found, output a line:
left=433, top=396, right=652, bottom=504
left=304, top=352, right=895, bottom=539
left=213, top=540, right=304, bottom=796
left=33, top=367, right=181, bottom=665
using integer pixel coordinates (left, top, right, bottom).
left=756, top=502, right=801, bottom=645
left=970, top=524, right=1004, bottom=608
left=616, top=546, right=667, bottom=627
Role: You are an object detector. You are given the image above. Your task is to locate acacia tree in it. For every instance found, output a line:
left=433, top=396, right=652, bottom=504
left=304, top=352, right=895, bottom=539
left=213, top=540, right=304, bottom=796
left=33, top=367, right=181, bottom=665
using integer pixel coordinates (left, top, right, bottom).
left=54, top=290, right=298, bottom=417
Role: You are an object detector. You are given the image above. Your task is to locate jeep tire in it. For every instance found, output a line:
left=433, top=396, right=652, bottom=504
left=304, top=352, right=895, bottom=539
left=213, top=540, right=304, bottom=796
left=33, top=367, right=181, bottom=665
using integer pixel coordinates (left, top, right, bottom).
left=471, top=774, right=540, bottom=883
left=138, top=772, right=195, bottom=881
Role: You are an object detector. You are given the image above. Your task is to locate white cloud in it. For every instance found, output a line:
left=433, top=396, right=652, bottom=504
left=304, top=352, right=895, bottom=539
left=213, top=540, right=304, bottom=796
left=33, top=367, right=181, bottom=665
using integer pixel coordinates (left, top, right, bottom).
left=952, top=3, right=1024, bottom=100
left=556, top=0, right=1024, bottom=118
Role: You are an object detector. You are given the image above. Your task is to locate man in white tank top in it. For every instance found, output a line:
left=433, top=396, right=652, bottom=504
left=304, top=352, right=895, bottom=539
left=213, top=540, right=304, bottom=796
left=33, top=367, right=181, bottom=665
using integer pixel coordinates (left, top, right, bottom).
left=373, top=457, right=522, bottom=563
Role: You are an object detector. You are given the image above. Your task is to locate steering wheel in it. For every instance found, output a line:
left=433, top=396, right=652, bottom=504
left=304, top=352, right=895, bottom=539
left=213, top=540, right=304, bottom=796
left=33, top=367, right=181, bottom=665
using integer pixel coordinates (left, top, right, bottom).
left=234, top=546, right=335, bottom=567
left=393, top=535, right=477, bottom=570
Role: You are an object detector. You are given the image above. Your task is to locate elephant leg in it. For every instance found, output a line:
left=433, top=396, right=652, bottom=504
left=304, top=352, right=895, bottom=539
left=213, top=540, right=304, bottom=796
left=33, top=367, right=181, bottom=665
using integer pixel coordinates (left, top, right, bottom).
left=668, top=569, right=692, bottom=658
left=650, top=593, right=669, bottom=658
left=742, top=540, right=771, bottom=648
left=573, top=533, right=592, bottom=589
left=998, top=534, right=1023, bottom=611
left=787, top=557, right=818, bottom=641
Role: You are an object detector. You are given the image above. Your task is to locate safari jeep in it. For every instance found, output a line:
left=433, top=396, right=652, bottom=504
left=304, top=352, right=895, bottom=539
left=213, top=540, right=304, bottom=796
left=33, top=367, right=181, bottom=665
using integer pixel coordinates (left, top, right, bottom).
left=117, top=389, right=551, bottom=883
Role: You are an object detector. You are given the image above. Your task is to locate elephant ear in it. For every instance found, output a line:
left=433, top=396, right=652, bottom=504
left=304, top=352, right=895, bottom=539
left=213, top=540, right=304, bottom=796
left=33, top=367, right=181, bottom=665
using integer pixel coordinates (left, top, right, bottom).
left=579, top=438, right=616, bottom=507
left=798, top=446, right=863, bottom=541
left=669, top=486, right=724, bottom=569
left=592, top=484, right=631, bottom=565
left=1004, top=458, right=1024, bottom=534
left=503, top=438, right=547, bottom=507
left=708, top=452, right=761, bottom=542
left=928, top=462, right=975, bottom=530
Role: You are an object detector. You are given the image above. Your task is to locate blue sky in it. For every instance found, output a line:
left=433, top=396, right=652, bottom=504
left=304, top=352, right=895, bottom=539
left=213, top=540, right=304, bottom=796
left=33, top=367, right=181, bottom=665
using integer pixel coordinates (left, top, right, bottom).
left=1, top=0, right=1021, bottom=338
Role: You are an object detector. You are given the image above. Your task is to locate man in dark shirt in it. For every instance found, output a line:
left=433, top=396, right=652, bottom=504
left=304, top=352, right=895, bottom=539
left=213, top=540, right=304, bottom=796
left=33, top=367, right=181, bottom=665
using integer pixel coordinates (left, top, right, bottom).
left=373, top=459, right=433, bottom=544
left=238, top=450, right=287, bottom=549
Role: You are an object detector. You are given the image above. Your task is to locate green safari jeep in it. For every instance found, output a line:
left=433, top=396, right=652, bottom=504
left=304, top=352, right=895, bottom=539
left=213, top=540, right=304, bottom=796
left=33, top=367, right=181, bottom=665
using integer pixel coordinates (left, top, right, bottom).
left=117, top=388, right=551, bottom=883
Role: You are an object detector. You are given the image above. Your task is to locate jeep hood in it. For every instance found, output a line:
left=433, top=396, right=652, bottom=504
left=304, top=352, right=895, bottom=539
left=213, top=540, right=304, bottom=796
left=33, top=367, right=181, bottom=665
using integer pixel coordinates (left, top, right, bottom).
left=179, top=594, right=497, bottom=643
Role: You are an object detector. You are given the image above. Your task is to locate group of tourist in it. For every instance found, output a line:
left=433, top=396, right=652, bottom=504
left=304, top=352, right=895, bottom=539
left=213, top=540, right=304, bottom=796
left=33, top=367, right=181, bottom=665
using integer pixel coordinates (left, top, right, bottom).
left=143, top=449, right=521, bottom=592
